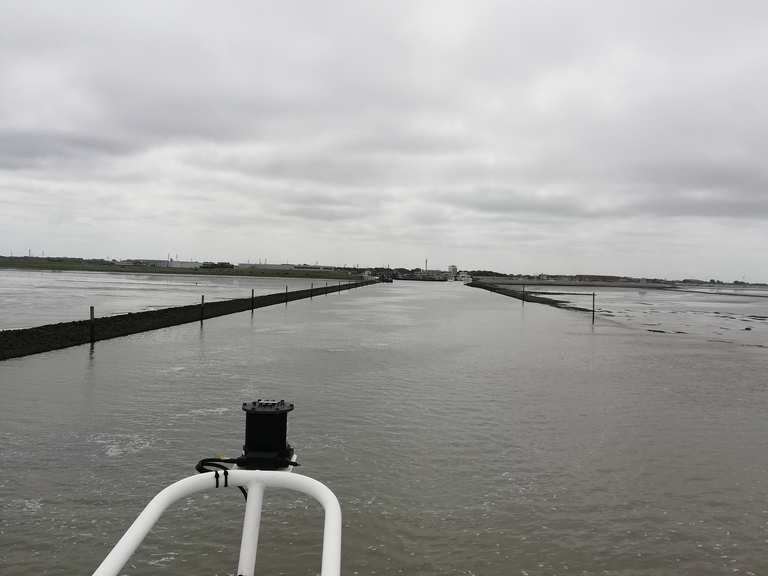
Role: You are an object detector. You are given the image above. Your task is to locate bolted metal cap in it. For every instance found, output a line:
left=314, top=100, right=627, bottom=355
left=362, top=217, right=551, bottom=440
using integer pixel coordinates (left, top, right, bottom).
left=242, top=399, right=294, bottom=414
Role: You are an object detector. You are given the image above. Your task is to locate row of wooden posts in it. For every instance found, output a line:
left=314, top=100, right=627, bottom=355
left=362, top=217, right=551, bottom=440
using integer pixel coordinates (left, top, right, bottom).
left=519, top=284, right=597, bottom=325
left=196, top=280, right=353, bottom=323
left=88, top=280, right=356, bottom=344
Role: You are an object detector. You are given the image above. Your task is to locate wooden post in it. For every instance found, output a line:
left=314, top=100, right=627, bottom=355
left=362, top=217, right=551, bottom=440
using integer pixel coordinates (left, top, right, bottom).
left=285, top=284, right=288, bottom=306
left=592, top=292, right=596, bottom=325
left=90, top=305, right=95, bottom=344
left=325, top=281, right=328, bottom=296
left=310, top=282, right=313, bottom=299
left=200, top=295, right=205, bottom=323
left=251, top=288, right=254, bottom=310
left=522, top=284, right=525, bottom=305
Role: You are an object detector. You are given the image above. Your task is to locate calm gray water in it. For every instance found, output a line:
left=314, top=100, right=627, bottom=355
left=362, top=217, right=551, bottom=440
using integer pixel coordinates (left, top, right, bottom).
left=2, top=278, right=768, bottom=575
left=0, top=269, right=344, bottom=329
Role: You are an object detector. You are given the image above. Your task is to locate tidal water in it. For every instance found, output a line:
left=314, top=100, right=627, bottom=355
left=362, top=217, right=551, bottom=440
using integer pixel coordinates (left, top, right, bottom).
left=0, top=268, right=342, bottom=330
left=1, top=278, right=768, bottom=575
left=513, top=285, right=768, bottom=347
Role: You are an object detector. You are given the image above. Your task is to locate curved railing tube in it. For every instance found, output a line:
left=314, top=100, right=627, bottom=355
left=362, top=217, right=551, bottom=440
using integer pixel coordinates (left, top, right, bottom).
left=91, top=470, right=341, bottom=576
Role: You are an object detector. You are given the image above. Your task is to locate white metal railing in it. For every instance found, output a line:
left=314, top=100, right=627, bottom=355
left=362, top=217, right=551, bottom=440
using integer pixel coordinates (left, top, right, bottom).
left=91, top=470, right=342, bottom=576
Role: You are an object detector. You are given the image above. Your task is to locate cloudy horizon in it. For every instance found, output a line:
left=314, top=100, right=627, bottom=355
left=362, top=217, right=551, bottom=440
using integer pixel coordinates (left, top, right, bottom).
left=1, top=1, right=767, bottom=281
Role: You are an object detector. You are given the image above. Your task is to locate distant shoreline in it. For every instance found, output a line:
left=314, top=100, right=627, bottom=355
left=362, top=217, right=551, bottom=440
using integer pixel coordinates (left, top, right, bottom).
left=472, top=276, right=768, bottom=293
left=472, top=276, right=676, bottom=290
left=0, top=257, right=361, bottom=280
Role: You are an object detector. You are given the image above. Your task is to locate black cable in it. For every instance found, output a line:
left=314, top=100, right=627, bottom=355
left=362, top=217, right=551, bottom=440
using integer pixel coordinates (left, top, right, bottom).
left=195, top=457, right=249, bottom=500
left=195, top=457, right=240, bottom=474
left=195, top=456, right=299, bottom=501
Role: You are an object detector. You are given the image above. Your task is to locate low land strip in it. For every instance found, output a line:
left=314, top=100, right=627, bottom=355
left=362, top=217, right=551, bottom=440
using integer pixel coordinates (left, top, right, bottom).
left=471, top=276, right=674, bottom=289
left=0, top=257, right=361, bottom=280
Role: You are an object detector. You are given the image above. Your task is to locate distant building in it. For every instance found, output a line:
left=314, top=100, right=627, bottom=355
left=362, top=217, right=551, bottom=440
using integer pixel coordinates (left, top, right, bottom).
left=122, top=259, right=164, bottom=267
left=123, top=259, right=167, bottom=267
left=121, top=258, right=199, bottom=269
left=237, top=263, right=295, bottom=270
left=574, top=274, right=625, bottom=283
left=294, top=264, right=335, bottom=271
left=167, top=260, right=200, bottom=269
left=447, top=265, right=458, bottom=279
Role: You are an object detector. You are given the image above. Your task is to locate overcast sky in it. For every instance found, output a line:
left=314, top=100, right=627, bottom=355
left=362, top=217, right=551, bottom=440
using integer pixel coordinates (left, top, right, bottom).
left=1, top=1, right=767, bottom=280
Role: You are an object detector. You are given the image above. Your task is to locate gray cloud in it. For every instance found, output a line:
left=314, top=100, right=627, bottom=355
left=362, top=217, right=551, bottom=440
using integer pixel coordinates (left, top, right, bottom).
left=0, top=130, right=136, bottom=169
left=1, top=1, right=768, bottom=279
